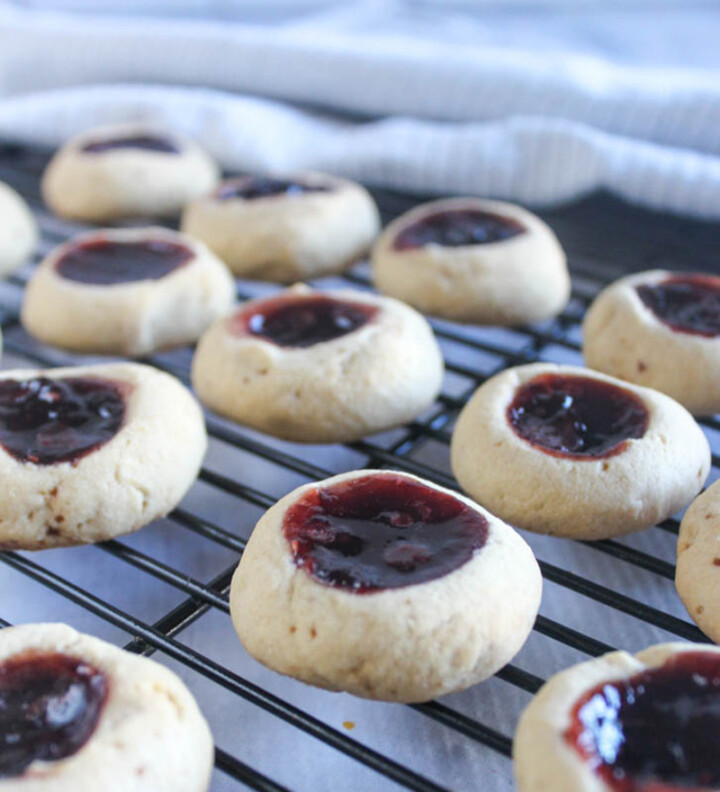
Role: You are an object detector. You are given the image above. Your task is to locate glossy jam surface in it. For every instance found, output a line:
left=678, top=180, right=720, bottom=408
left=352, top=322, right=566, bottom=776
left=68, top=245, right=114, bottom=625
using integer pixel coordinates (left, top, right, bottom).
left=0, top=377, right=127, bottom=465
left=507, top=374, right=648, bottom=459
left=0, top=652, right=107, bottom=778
left=56, top=238, right=194, bottom=286
left=231, top=294, right=377, bottom=348
left=80, top=134, right=180, bottom=154
left=283, top=473, right=489, bottom=593
left=393, top=208, right=526, bottom=251
left=636, top=274, right=720, bottom=338
left=216, top=176, right=332, bottom=201
left=565, top=651, right=720, bottom=791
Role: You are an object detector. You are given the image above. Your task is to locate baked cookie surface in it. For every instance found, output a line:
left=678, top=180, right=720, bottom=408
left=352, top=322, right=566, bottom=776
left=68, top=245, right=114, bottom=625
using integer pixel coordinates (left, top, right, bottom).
left=22, top=227, right=235, bottom=356
left=0, top=181, right=37, bottom=277
left=191, top=285, right=443, bottom=443
left=514, top=642, right=720, bottom=791
left=181, top=172, right=380, bottom=281
left=450, top=363, right=710, bottom=539
left=230, top=470, right=542, bottom=702
left=583, top=269, right=720, bottom=415
left=0, top=622, right=212, bottom=790
left=676, top=479, right=720, bottom=643
left=41, top=123, right=219, bottom=221
left=371, top=197, right=569, bottom=325
left=0, top=362, right=206, bottom=550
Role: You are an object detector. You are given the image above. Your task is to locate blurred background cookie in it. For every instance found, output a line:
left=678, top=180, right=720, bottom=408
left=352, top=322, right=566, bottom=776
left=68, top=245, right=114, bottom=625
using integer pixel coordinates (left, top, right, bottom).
left=42, top=123, right=219, bottom=221
left=371, top=197, right=569, bottom=325
left=0, top=181, right=37, bottom=277
left=22, top=227, right=234, bottom=356
left=181, top=173, right=380, bottom=282
left=192, top=285, right=443, bottom=443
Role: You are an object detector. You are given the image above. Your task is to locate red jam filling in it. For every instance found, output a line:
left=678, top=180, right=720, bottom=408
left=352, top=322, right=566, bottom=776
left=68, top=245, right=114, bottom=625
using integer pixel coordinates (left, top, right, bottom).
left=565, top=651, right=720, bottom=791
left=636, top=274, right=720, bottom=338
left=81, top=134, right=180, bottom=154
left=216, top=176, right=332, bottom=201
left=0, top=377, right=127, bottom=465
left=0, top=652, right=107, bottom=778
left=393, top=208, right=526, bottom=251
left=55, top=238, right=194, bottom=285
left=507, top=374, right=648, bottom=459
left=283, top=473, right=489, bottom=593
left=230, top=294, right=377, bottom=348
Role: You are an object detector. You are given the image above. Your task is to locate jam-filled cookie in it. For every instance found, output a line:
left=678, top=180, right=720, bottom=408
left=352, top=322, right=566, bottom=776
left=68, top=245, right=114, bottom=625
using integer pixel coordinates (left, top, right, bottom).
left=451, top=363, right=710, bottom=539
left=583, top=270, right=720, bottom=416
left=514, top=642, right=720, bottom=792
left=191, top=285, right=443, bottom=443
left=181, top=172, right=380, bottom=282
left=22, top=228, right=235, bottom=356
left=0, top=181, right=37, bottom=277
left=230, top=470, right=541, bottom=702
left=676, top=479, right=720, bottom=643
left=0, top=622, right=212, bottom=790
left=0, top=363, right=206, bottom=550
left=371, top=197, right=569, bottom=325
left=41, top=123, right=219, bottom=221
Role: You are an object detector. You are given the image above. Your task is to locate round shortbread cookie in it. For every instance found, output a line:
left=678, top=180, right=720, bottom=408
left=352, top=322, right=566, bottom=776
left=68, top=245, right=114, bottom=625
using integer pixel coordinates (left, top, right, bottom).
left=583, top=270, right=720, bottom=416
left=0, top=181, right=37, bottom=277
left=41, top=123, right=219, bottom=221
left=191, top=285, right=443, bottom=443
left=514, top=642, right=720, bottom=791
left=371, top=197, right=569, bottom=325
left=676, top=479, right=720, bottom=643
left=230, top=469, right=542, bottom=703
left=0, top=622, right=212, bottom=790
left=22, top=227, right=235, bottom=356
left=181, top=173, right=380, bottom=282
left=0, top=362, right=206, bottom=550
left=451, top=362, right=710, bottom=540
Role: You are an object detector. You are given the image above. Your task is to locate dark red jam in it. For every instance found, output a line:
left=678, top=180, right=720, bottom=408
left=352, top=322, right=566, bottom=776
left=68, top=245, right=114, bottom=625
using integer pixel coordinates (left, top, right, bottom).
left=216, top=176, right=332, bottom=201
left=507, top=374, right=648, bottom=459
left=565, top=651, right=720, bottom=791
left=81, top=134, right=180, bottom=154
left=283, top=473, right=489, bottom=593
left=0, top=377, right=127, bottom=465
left=392, top=208, right=526, bottom=251
left=0, top=652, right=107, bottom=778
left=636, top=274, right=720, bottom=338
left=230, top=294, right=377, bottom=348
left=55, top=238, right=194, bottom=285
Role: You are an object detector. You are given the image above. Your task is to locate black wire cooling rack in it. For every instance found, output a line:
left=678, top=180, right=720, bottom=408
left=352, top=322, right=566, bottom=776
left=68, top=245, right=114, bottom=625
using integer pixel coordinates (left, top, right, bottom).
left=0, top=140, right=718, bottom=792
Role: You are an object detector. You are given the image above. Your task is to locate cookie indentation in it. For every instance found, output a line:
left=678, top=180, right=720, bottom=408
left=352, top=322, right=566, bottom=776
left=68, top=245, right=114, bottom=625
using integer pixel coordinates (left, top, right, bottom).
left=0, top=377, right=127, bottom=465
left=507, top=374, right=648, bottom=459
left=55, top=238, right=194, bottom=285
left=636, top=274, right=720, bottom=338
left=81, top=134, right=180, bottom=154
left=216, top=176, right=332, bottom=201
left=564, top=651, right=720, bottom=790
left=393, top=209, right=526, bottom=251
left=0, top=652, right=107, bottom=778
left=283, top=473, right=488, bottom=593
left=231, top=294, right=378, bottom=348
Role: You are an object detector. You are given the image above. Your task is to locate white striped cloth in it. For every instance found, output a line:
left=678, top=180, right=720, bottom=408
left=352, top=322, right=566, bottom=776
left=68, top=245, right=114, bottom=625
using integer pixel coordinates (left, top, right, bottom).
left=1, top=0, right=719, bottom=219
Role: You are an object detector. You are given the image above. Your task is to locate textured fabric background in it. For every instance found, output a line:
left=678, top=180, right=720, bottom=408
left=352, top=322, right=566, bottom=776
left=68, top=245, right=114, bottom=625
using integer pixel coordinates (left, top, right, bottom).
left=1, top=2, right=718, bottom=214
